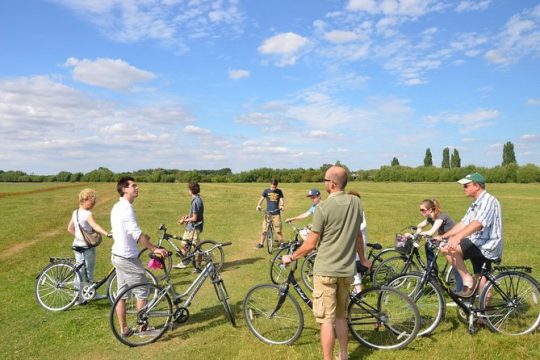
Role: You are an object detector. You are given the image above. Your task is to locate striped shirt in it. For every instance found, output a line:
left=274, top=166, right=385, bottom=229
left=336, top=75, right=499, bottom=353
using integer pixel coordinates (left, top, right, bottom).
left=461, top=190, right=503, bottom=260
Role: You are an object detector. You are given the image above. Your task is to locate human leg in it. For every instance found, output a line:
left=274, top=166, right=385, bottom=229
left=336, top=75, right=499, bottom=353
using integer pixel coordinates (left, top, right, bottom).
left=83, top=247, right=97, bottom=282
left=313, top=276, right=338, bottom=360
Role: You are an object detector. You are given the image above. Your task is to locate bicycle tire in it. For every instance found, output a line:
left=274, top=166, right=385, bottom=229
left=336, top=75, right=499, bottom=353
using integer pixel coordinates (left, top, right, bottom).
left=214, top=279, right=236, bottom=327
left=138, top=247, right=172, bottom=281
left=105, top=268, right=159, bottom=305
left=300, top=251, right=316, bottom=292
left=270, top=246, right=290, bottom=284
left=266, top=224, right=274, bottom=254
left=110, top=282, right=172, bottom=347
left=479, top=271, right=540, bottom=335
left=348, top=286, right=420, bottom=350
left=35, top=261, right=82, bottom=311
left=243, top=283, right=304, bottom=345
left=371, top=255, right=420, bottom=286
left=193, top=240, right=225, bottom=272
left=386, top=272, right=446, bottom=336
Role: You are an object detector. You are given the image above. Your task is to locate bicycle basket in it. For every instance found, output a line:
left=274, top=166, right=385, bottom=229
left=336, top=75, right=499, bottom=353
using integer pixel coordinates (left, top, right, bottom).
left=395, top=234, right=413, bottom=254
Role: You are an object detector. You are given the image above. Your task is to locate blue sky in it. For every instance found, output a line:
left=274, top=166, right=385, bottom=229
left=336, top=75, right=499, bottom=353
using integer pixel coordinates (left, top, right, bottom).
left=1, top=0, right=539, bottom=174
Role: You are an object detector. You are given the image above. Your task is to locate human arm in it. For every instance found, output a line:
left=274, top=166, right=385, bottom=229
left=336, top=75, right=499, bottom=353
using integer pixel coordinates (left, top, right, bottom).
left=443, top=221, right=483, bottom=251
left=67, top=219, right=75, bottom=236
left=285, top=211, right=311, bottom=223
left=415, top=219, right=429, bottom=234
left=282, top=230, right=319, bottom=265
left=279, top=196, right=285, bottom=211
left=256, top=196, right=265, bottom=211
left=357, top=226, right=371, bottom=269
left=86, top=214, right=110, bottom=236
left=419, top=219, right=442, bottom=237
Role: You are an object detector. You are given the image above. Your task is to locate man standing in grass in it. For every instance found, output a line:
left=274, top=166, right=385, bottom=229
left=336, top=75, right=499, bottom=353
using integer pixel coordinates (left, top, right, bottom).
left=110, top=176, right=168, bottom=337
left=282, top=166, right=370, bottom=360
left=174, top=181, right=204, bottom=270
left=255, top=179, right=284, bottom=249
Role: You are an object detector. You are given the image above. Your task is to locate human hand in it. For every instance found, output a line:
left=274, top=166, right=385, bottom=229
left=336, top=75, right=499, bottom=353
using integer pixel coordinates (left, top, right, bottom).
left=256, top=206, right=261, bottom=211
left=446, top=236, right=460, bottom=252
left=360, top=258, right=372, bottom=270
left=107, top=232, right=113, bottom=238
left=281, top=254, right=293, bottom=266
left=154, top=247, right=168, bottom=258
left=285, top=218, right=292, bottom=223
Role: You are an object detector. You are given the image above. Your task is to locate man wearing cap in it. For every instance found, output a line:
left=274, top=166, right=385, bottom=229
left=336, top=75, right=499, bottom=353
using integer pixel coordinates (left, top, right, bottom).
left=440, top=172, right=502, bottom=298
left=285, top=188, right=321, bottom=241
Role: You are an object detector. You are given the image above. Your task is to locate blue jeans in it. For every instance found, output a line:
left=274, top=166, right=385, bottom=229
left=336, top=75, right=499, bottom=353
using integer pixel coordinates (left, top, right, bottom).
left=74, top=247, right=96, bottom=282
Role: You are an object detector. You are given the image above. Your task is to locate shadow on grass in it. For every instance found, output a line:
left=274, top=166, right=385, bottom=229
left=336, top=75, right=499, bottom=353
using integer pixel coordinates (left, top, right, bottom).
left=222, top=256, right=266, bottom=271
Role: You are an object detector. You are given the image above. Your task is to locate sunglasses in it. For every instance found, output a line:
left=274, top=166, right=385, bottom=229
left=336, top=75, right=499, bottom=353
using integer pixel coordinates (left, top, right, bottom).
left=419, top=208, right=429, bottom=212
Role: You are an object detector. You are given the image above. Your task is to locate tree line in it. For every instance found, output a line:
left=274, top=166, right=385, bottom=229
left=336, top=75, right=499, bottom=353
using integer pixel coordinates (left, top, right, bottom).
left=2, top=142, right=538, bottom=183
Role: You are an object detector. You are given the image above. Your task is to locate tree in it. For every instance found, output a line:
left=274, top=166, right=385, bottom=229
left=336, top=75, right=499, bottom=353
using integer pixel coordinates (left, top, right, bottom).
left=451, top=149, right=461, bottom=168
left=391, top=157, right=400, bottom=166
left=423, top=148, right=433, bottom=167
left=502, top=141, right=517, bottom=165
left=441, top=147, right=450, bottom=168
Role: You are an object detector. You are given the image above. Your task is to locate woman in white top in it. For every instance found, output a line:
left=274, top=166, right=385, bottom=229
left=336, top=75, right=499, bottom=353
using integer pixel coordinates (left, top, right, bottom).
left=67, top=188, right=109, bottom=283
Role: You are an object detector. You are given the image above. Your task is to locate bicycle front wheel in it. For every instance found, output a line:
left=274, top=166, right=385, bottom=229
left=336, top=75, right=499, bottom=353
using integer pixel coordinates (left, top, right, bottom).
left=479, top=271, right=540, bottom=335
left=194, top=240, right=225, bottom=272
left=105, top=268, right=159, bottom=305
left=300, top=251, right=316, bottom=292
left=35, top=261, right=81, bottom=311
left=243, top=284, right=303, bottom=345
left=270, top=246, right=290, bottom=284
left=372, top=255, right=420, bottom=286
left=214, top=279, right=236, bottom=326
left=266, top=225, right=274, bottom=254
left=387, top=272, right=446, bottom=336
left=348, top=286, right=420, bottom=350
left=138, top=247, right=172, bottom=281
left=110, top=283, right=172, bottom=347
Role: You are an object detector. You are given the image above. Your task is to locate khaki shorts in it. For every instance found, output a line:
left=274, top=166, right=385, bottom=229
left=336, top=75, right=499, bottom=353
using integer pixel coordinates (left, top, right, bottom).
left=182, top=229, right=201, bottom=246
left=262, top=214, right=282, bottom=233
left=312, top=275, right=353, bottom=324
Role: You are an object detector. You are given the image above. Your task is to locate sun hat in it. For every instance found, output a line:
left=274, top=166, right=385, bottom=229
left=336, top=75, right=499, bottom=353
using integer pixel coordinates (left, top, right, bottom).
left=457, top=172, right=485, bottom=185
left=306, top=189, right=321, bottom=197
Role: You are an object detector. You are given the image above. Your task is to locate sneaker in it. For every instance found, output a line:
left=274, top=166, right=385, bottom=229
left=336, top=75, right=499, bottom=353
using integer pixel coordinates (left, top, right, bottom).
left=278, top=242, right=287, bottom=249
left=255, top=243, right=264, bottom=249
left=173, top=262, right=188, bottom=269
left=122, top=328, right=134, bottom=338
left=93, top=293, right=108, bottom=300
left=75, top=299, right=87, bottom=306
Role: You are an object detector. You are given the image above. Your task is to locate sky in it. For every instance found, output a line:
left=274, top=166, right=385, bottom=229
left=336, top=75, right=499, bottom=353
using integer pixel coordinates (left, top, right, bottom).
left=1, top=0, right=539, bottom=175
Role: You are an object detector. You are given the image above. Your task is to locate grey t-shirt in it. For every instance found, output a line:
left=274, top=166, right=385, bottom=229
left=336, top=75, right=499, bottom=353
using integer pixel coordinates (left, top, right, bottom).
left=186, top=195, right=204, bottom=232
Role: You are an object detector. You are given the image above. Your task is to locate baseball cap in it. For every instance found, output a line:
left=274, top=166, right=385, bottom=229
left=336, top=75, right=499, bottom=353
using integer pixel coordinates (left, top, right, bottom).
left=306, top=189, right=321, bottom=197
left=457, top=172, right=485, bottom=185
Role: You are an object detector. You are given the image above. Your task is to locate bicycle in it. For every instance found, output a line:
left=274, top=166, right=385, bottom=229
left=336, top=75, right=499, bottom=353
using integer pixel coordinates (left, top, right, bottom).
left=259, top=208, right=281, bottom=254
left=243, top=242, right=421, bottom=350
left=301, top=241, right=403, bottom=292
left=35, top=245, right=158, bottom=311
left=387, top=237, right=540, bottom=336
left=138, top=223, right=225, bottom=280
left=110, top=242, right=235, bottom=347
left=269, top=221, right=304, bottom=285
left=371, top=229, right=459, bottom=286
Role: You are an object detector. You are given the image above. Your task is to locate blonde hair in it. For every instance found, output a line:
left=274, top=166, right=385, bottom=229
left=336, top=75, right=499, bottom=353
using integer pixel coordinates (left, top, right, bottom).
left=79, top=188, right=97, bottom=204
left=421, top=199, right=441, bottom=216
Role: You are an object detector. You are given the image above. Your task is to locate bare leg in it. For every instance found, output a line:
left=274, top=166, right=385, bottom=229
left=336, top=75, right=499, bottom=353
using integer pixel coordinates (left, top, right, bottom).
left=320, top=323, right=335, bottom=360
left=116, top=299, right=127, bottom=333
left=335, top=318, right=349, bottom=360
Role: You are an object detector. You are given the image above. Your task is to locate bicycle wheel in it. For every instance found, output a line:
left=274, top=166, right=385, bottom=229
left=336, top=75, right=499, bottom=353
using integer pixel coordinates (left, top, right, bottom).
left=348, top=286, right=420, bottom=350
left=386, top=272, right=446, bottom=336
left=371, top=247, right=401, bottom=265
left=371, top=255, right=420, bottom=286
left=214, top=279, right=236, bottom=326
left=105, top=268, right=159, bottom=305
left=270, top=246, right=290, bottom=284
left=138, top=247, right=172, bottom=281
left=194, top=240, right=225, bottom=272
left=110, top=283, right=172, bottom=347
left=266, top=225, right=274, bottom=254
left=243, top=283, right=303, bottom=345
left=300, top=252, right=316, bottom=292
left=479, top=271, right=540, bottom=335
left=35, top=261, right=82, bottom=311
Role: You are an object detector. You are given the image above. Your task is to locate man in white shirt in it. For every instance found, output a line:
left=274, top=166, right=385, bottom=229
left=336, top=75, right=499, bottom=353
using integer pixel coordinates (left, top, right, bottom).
left=111, top=176, right=168, bottom=337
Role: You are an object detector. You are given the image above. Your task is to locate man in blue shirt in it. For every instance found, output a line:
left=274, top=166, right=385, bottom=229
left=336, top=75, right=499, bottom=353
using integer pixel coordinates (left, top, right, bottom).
left=285, top=188, right=321, bottom=241
left=255, top=179, right=284, bottom=249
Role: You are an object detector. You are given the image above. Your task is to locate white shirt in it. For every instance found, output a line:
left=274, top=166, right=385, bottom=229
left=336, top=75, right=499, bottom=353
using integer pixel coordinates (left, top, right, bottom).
left=72, top=208, right=92, bottom=247
left=111, top=197, right=142, bottom=258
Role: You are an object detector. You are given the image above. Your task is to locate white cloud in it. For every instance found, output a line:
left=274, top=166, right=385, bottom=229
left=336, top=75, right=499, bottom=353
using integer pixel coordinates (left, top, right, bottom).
left=347, top=0, right=440, bottom=18
left=456, top=1, right=492, bottom=13
left=64, top=57, right=156, bottom=91
left=426, top=108, right=499, bottom=133
left=258, top=32, right=311, bottom=66
left=183, top=125, right=211, bottom=135
left=324, top=30, right=359, bottom=43
left=527, top=98, right=540, bottom=106
left=521, top=134, right=539, bottom=141
left=228, top=69, right=251, bottom=80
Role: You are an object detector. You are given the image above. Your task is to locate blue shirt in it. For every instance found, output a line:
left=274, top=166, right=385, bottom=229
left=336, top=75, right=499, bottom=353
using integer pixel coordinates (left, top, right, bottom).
left=461, top=190, right=503, bottom=260
left=262, top=188, right=284, bottom=214
left=186, top=195, right=204, bottom=232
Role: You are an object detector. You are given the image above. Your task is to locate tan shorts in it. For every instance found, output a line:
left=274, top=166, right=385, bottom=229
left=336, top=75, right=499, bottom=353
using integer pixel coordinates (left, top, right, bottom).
left=312, top=275, right=353, bottom=324
left=182, top=229, right=201, bottom=246
left=262, top=214, right=282, bottom=233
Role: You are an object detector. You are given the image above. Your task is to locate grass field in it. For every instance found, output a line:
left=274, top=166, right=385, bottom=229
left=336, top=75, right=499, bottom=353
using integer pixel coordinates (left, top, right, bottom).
left=0, top=182, right=539, bottom=360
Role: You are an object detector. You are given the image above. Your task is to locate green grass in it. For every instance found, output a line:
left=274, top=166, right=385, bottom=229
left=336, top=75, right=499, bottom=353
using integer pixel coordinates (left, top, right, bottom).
left=1, top=182, right=539, bottom=360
